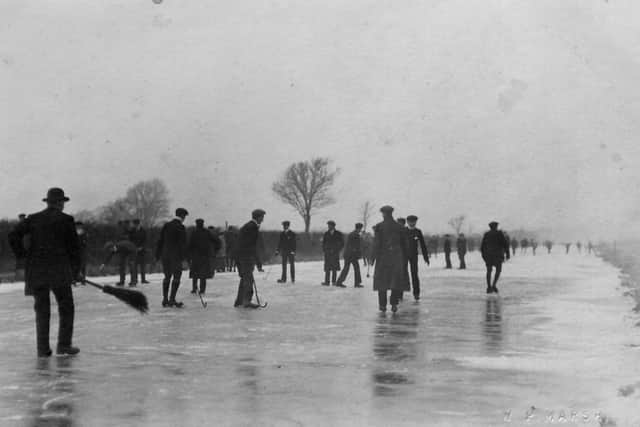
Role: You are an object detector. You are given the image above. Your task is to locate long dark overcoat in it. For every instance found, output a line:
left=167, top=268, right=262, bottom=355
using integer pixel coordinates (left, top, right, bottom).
left=188, top=227, right=216, bottom=279
left=8, top=208, right=81, bottom=296
left=372, top=218, right=409, bottom=292
left=322, top=230, right=344, bottom=271
left=155, top=219, right=187, bottom=271
left=480, top=229, right=510, bottom=265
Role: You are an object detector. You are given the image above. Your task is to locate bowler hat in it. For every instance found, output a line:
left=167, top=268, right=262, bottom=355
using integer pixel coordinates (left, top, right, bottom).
left=175, top=208, right=189, bottom=218
left=282, top=220, right=290, bottom=226
left=489, top=221, right=499, bottom=228
left=327, top=220, right=336, bottom=226
left=406, top=215, right=418, bottom=222
left=42, top=187, right=70, bottom=202
left=380, top=205, right=394, bottom=214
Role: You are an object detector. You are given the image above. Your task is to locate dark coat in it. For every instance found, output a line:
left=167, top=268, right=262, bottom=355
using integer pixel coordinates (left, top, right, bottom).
left=443, top=237, right=452, bottom=253
left=129, top=227, right=147, bottom=254
left=8, top=207, right=81, bottom=296
left=407, top=227, right=429, bottom=262
left=155, top=219, right=187, bottom=271
left=343, top=230, right=362, bottom=260
left=456, top=237, right=467, bottom=255
left=103, top=240, right=136, bottom=264
left=234, top=220, right=261, bottom=275
left=188, top=227, right=216, bottom=279
left=322, top=230, right=344, bottom=271
left=277, top=230, right=297, bottom=254
left=372, top=218, right=409, bottom=292
left=481, top=229, right=510, bottom=265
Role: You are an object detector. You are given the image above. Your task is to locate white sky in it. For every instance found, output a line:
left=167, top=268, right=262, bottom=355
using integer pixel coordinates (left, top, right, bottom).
left=2, top=0, right=640, bottom=239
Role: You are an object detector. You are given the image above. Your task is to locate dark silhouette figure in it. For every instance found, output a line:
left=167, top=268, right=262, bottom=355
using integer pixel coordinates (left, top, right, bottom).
left=480, top=221, right=510, bottom=294
left=531, top=239, right=538, bottom=255
left=321, top=221, right=344, bottom=286
left=101, top=240, right=136, bottom=286
left=510, top=237, right=518, bottom=256
left=233, top=209, right=265, bottom=308
left=520, top=238, right=529, bottom=254
left=224, top=226, right=238, bottom=272
left=336, top=223, right=364, bottom=287
left=576, top=241, right=582, bottom=254
left=189, top=219, right=220, bottom=295
left=406, top=215, right=429, bottom=301
left=457, top=233, right=467, bottom=269
left=429, top=235, right=439, bottom=258
left=372, top=206, right=409, bottom=313
left=544, top=240, right=553, bottom=254
left=587, top=241, right=594, bottom=254
left=156, top=208, right=189, bottom=307
left=443, top=234, right=452, bottom=269
left=564, top=243, right=571, bottom=254
left=8, top=188, right=81, bottom=357
left=276, top=221, right=296, bottom=283
left=129, top=219, right=149, bottom=284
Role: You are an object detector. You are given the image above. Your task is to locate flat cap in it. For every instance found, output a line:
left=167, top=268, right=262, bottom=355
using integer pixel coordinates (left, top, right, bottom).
left=488, top=221, right=499, bottom=227
left=380, top=205, right=394, bottom=213
left=195, top=218, right=204, bottom=224
left=355, top=222, right=363, bottom=229
left=327, top=220, right=336, bottom=226
left=175, top=207, right=189, bottom=217
left=252, top=209, right=266, bottom=218
left=406, top=215, right=418, bottom=222
left=282, top=220, right=290, bottom=226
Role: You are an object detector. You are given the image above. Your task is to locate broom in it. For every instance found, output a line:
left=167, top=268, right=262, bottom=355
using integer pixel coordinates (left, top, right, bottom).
left=83, top=279, right=149, bottom=314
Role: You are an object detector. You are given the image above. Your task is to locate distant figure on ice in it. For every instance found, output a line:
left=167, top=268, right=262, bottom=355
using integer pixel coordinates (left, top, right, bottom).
left=8, top=188, right=81, bottom=357
left=564, top=242, right=571, bottom=254
left=156, top=208, right=189, bottom=308
left=481, top=221, right=510, bottom=294
left=406, top=215, right=429, bottom=301
left=188, top=219, right=220, bottom=295
left=372, top=205, right=409, bottom=313
left=587, top=241, right=594, bottom=255
left=213, top=227, right=227, bottom=272
left=224, top=226, right=238, bottom=272
left=429, top=235, right=439, bottom=258
left=75, top=221, right=88, bottom=279
left=276, top=221, right=296, bottom=284
left=510, top=237, right=518, bottom=256
left=531, top=239, right=538, bottom=256
left=576, top=241, right=582, bottom=254
left=520, top=238, right=529, bottom=254
left=361, top=231, right=373, bottom=267
left=129, top=219, right=149, bottom=284
left=233, top=209, right=266, bottom=308
left=443, top=234, right=453, bottom=269
left=100, top=239, right=136, bottom=286
left=457, top=233, right=467, bottom=269
left=544, top=240, right=553, bottom=254
left=321, top=221, right=344, bottom=286
left=336, top=223, right=364, bottom=288
left=14, top=213, right=27, bottom=280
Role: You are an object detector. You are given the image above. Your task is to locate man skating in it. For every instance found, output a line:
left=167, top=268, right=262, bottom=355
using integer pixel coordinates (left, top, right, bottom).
left=276, top=221, right=296, bottom=283
left=129, top=219, right=149, bottom=284
left=372, top=206, right=409, bottom=313
left=321, top=221, right=344, bottom=286
left=443, top=234, right=452, bottom=269
left=336, top=223, right=364, bottom=288
left=156, top=208, right=189, bottom=307
left=233, top=209, right=266, bottom=308
left=8, top=188, right=81, bottom=357
left=480, top=221, right=510, bottom=294
left=457, top=233, right=467, bottom=269
left=406, top=215, right=429, bottom=301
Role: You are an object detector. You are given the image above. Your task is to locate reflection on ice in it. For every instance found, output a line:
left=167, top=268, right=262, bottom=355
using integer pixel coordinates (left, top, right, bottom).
left=483, top=297, right=502, bottom=353
left=28, top=357, right=75, bottom=427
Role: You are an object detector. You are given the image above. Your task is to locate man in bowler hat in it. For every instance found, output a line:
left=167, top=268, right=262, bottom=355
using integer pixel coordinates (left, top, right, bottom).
left=233, top=209, right=266, bottom=308
left=372, top=206, right=409, bottom=313
left=321, top=221, right=344, bottom=286
left=480, top=221, right=510, bottom=294
left=406, top=215, right=429, bottom=300
left=276, top=221, right=296, bottom=283
left=8, top=188, right=81, bottom=356
left=156, top=208, right=189, bottom=307
left=336, top=223, right=364, bottom=288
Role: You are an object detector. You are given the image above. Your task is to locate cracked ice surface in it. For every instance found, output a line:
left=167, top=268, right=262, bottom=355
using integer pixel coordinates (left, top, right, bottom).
left=1, top=252, right=639, bottom=426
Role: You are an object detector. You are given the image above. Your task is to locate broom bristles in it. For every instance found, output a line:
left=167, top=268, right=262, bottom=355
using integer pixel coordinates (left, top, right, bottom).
left=102, top=285, right=149, bottom=314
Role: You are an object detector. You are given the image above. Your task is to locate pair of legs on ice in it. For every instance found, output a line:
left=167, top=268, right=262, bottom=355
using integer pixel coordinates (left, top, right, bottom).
left=485, top=262, right=502, bottom=294
left=278, top=254, right=295, bottom=283
left=191, top=278, right=208, bottom=295
left=378, top=289, right=403, bottom=313
left=162, top=260, right=184, bottom=307
left=336, top=257, right=362, bottom=287
left=33, top=284, right=78, bottom=356
left=234, top=260, right=260, bottom=308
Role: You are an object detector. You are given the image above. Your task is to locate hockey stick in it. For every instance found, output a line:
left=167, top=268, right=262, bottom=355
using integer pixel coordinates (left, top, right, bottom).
left=198, top=292, right=208, bottom=308
left=252, top=277, right=268, bottom=308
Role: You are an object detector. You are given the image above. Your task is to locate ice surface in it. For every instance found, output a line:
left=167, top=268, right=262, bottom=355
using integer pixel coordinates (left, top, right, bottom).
left=0, top=252, right=639, bottom=426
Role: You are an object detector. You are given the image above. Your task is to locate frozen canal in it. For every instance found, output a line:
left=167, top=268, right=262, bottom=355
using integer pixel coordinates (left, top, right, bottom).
left=1, top=252, right=640, bottom=426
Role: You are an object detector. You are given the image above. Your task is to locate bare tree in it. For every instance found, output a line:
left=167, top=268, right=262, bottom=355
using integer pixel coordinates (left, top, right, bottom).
left=448, top=214, right=466, bottom=235
left=360, top=200, right=375, bottom=232
left=97, top=197, right=132, bottom=225
left=272, top=157, right=340, bottom=233
left=124, top=179, right=170, bottom=227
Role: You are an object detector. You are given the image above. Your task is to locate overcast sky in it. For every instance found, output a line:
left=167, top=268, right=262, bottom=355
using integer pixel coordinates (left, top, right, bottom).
left=2, top=0, right=640, bottom=239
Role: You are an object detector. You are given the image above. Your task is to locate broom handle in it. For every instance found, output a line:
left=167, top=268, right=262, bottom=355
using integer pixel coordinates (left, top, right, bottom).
left=82, top=279, right=105, bottom=290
